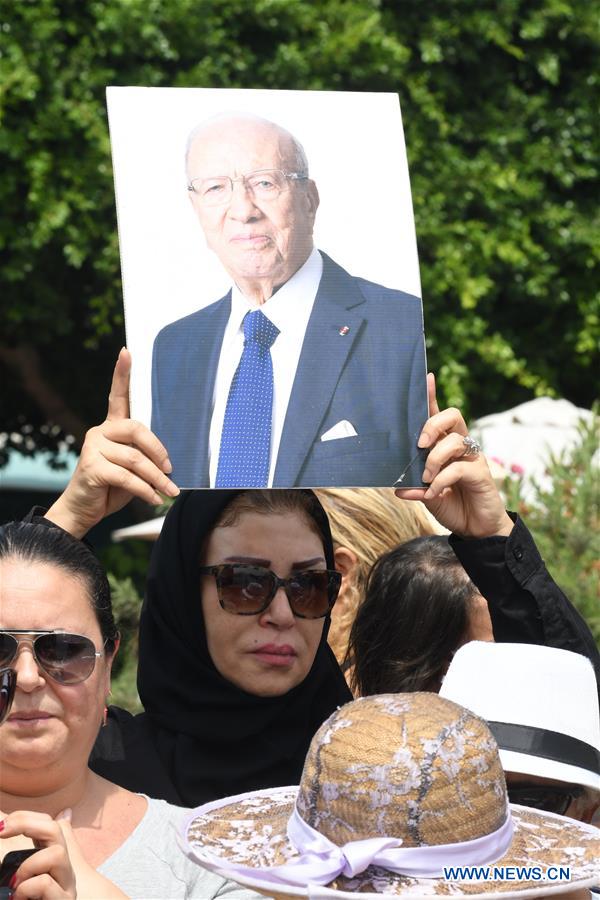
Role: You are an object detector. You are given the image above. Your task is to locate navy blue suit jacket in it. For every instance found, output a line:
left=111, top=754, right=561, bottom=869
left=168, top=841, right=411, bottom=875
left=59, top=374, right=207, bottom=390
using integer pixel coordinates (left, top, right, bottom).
left=151, top=253, right=428, bottom=487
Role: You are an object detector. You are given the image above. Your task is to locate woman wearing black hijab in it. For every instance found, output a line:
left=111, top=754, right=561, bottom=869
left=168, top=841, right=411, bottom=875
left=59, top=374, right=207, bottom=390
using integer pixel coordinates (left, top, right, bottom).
left=31, top=486, right=350, bottom=806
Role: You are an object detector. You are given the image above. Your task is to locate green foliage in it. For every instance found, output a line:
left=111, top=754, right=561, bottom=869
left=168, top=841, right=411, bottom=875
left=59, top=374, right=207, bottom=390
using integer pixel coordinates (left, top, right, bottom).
left=107, top=572, right=143, bottom=712
left=110, top=640, right=142, bottom=713
left=100, top=538, right=152, bottom=591
left=502, top=412, right=600, bottom=644
left=1, top=0, right=598, bottom=456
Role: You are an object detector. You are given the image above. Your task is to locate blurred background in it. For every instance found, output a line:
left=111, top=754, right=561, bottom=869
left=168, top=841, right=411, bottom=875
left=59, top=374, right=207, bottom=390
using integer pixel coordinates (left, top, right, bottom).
left=1, top=0, right=597, bottom=707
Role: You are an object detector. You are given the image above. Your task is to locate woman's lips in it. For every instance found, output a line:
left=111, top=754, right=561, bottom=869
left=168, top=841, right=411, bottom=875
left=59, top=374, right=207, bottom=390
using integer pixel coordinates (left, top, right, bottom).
left=251, top=644, right=297, bottom=667
left=7, top=711, right=53, bottom=727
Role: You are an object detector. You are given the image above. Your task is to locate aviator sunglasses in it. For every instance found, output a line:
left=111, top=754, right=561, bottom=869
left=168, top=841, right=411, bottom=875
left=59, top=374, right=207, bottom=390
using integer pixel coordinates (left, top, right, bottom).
left=199, top=564, right=341, bottom=619
left=507, top=783, right=584, bottom=817
left=0, top=631, right=105, bottom=685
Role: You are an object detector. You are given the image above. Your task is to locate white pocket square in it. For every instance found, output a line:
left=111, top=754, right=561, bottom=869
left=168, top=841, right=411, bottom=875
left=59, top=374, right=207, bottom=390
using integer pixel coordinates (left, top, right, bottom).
left=320, top=420, right=358, bottom=442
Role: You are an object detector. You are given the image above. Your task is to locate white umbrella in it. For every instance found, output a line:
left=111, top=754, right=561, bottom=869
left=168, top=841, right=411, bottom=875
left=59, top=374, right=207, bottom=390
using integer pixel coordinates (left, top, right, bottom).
left=472, top=396, right=594, bottom=501
left=111, top=516, right=165, bottom=542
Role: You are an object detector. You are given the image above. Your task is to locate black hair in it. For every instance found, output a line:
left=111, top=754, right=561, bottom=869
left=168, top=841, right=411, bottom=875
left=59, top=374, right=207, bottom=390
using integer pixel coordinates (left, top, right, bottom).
left=212, top=489, right=333, bottom=566
left=348, top=535, right=480, bottom=696
left=0, top=521, right=119, bottom=651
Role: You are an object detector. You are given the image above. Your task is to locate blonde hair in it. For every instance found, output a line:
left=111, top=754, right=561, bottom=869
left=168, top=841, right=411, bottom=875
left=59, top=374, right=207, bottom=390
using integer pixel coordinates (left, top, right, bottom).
left=314, top=488, right=437, bottom=665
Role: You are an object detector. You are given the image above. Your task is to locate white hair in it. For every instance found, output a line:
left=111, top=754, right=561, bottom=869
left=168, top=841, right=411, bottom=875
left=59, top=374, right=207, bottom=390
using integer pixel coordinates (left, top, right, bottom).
left=184, top=112, right=309, bottom=181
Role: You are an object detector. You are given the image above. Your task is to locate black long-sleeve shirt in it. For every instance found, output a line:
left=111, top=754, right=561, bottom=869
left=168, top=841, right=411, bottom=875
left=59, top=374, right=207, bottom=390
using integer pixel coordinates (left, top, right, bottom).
left=450, top=513, right=600, bottom=702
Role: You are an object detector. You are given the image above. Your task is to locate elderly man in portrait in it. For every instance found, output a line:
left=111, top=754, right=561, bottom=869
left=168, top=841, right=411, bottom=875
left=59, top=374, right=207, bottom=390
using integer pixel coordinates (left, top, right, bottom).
left=150, top=113, right=427, bottom=487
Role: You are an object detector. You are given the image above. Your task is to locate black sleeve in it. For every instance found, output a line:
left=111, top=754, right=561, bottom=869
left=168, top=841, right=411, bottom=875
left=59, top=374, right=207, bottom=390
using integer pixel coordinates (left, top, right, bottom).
left=22, top=506, right=53, bottom=525
left=449, top=513, right=600, bottom=696
left=21, top=507, right=96, bottom=549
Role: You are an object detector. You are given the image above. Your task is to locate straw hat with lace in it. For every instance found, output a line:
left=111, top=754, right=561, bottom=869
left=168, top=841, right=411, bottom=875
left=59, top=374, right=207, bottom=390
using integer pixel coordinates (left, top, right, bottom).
left=182, top=694, right=600, bottom=899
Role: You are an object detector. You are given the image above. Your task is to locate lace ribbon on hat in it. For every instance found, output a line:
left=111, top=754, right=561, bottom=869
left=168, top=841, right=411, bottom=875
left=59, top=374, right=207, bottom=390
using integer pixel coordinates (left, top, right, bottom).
left=214, top=803, right=515, bottom=887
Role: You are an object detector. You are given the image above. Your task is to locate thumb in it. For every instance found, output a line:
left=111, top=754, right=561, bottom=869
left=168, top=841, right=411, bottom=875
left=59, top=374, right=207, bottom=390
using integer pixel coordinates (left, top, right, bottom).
left=427, top=372, right=440, bottom=417
left=55, top=808, right=80, bottom=859
left=106, top=347, right=132, bottom=421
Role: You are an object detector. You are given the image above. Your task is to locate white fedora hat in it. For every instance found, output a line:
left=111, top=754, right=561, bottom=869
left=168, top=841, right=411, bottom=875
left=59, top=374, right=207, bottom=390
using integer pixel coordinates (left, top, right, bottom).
left=440, top=642, right=600, bottom=792
left=181, top=694, right=599, bottom=898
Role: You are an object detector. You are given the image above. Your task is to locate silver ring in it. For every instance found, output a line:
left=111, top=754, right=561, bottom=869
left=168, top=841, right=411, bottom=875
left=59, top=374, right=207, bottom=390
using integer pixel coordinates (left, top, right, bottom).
left=462, top=435, right=482, bottom=457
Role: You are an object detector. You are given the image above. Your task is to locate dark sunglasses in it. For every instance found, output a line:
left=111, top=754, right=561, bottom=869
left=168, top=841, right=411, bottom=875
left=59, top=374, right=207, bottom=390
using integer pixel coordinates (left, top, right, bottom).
left=199, top=564, right=341, bottom=619
left=0, top=631, right=105, bottom=685
left=0, top=668, right=16, bottom=725
left=507, top=783, right=584, bottom=816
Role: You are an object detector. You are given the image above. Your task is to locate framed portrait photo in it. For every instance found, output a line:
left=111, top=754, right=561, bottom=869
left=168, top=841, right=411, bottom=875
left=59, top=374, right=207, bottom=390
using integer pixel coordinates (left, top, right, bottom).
left=107, top=86, right=428, bottom=489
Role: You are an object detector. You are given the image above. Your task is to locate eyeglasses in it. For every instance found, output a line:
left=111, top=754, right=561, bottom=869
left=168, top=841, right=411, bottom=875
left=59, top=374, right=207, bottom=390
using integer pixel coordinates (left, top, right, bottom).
left=199, top=564, right=341, bottom=619
left=0, top=631, right=105, bottom=685
left=507, top=783, right=584, bottom=816
left=0, top=668, right=16, bottom=725
left=187, top=169, right=308, bottom=206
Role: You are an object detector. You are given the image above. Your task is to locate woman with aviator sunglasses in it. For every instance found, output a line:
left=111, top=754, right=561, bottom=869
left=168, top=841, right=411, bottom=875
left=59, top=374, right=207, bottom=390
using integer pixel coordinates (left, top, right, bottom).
left=25, top=485, right=352, bottom=808
left=32, top=351, right=599, bottom=809
left=0, top=522, right=264, bottom=899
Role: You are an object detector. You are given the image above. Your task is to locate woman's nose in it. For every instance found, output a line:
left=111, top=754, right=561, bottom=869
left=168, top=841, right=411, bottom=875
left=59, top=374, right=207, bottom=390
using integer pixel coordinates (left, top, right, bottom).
left=259, top=587, right=295, bottom=628
left=13, top=645, right=45, bottom=692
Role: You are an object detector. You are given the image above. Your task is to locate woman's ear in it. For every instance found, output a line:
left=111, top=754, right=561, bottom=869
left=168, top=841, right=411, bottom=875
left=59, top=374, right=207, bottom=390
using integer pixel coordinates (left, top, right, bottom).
left=334, top=545, right=358, bottom=577
left=334, top=546, right=359, bottom=607
left=329, top=547, right=361, bottom=664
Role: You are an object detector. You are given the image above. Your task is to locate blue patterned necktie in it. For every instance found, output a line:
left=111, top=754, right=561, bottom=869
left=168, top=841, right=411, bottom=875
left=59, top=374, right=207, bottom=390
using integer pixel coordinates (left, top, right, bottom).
left=215, top=309, right=280, bottom=487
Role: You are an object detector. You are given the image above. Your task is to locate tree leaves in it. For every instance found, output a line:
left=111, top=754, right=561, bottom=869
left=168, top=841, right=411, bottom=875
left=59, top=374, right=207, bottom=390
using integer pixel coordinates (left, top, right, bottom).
left=1, top=0, right=597, bottom=458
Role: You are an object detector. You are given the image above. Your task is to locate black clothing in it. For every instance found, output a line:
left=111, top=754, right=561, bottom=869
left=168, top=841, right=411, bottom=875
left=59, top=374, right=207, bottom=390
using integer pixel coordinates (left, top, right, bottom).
left=90, top=490, right=352, bottom=805
left=450, top=513, right=600, bottom=701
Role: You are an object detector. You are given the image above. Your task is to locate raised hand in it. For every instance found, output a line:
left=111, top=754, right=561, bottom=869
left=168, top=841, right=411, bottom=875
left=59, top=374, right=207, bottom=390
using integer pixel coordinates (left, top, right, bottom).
left=46, top=348, right=179, bottom=538
left=396, top=374, right=514, bottom=538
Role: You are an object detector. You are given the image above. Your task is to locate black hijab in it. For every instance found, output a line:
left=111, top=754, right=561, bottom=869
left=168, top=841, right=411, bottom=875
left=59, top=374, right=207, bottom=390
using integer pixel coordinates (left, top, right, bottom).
left=113, top=490, right=351, bottom=806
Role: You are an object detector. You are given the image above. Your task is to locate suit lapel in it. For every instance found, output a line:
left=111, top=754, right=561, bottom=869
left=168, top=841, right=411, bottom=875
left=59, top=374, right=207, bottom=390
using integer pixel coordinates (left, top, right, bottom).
left=190, top=292, right=231, bottom=484
left=273, top=254, right=366, bottom=485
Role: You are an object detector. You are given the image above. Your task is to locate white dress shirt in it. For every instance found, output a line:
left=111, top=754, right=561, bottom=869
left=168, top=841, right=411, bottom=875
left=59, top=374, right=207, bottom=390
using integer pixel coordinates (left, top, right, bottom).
left=208, top=248, right=323, bottom=487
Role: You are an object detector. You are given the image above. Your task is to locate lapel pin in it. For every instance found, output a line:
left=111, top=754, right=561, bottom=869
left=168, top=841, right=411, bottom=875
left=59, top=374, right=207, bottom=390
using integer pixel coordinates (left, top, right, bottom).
left=339, top=325, right=350, bottom=336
